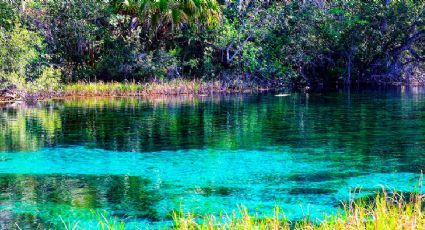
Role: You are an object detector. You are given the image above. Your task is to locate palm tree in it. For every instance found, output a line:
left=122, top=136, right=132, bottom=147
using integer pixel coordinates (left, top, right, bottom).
left=110, top=0, right=221, bottom=35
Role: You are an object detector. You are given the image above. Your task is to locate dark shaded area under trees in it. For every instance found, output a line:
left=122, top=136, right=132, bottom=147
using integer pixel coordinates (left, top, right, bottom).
left=0, top=0, right=424, bottom=96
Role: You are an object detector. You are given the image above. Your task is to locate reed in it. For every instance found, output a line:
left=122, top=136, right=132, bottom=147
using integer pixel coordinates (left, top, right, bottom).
left=15, top=190, right=422, bottom=229
left=61, top=79, right=265, bottom=97
left=0, top=79, right=269, bottom=102
left=170, top=191, right=425, bottom=230
left=62, top=81, right=144, bottom=97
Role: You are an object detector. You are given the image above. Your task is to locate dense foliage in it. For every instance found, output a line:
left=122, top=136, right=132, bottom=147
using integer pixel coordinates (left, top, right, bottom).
left=0, top=0, right=424, bottom=95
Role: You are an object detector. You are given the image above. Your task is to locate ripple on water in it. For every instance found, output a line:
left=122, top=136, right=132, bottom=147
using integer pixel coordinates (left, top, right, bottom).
left=1, top=91, right=424, bottom=227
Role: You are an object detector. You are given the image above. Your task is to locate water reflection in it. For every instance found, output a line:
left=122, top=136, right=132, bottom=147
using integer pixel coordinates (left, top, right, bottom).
left=0, top=102, right=61, bottom=152
left=1, top=90, right=424, bottom=154
left=0, top=88, right=424, bottom=228
left=0, top=174, right=161, bottom=229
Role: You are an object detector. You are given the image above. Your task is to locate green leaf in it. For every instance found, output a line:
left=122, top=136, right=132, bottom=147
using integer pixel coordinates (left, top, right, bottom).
left=329, top=7, right=345, bottom=15
left=159, top=0, right=169, bottom=12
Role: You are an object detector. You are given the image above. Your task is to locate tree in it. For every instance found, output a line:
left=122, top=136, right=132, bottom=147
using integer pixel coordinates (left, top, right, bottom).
left=109, top=0, right=221, bottom=38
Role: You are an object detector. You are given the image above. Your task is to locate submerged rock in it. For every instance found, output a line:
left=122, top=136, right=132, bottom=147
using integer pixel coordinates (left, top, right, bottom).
left=192, top=186, right=241, bottom=196
left=288, top=187, right=338, bottom=195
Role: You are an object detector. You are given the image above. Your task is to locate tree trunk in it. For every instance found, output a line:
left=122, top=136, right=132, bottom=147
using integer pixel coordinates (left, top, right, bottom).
left=346, top=49, right=353, bottom=85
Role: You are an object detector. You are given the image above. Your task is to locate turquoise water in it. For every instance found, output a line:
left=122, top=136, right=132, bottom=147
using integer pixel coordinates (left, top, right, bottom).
left=1, top=88, right=425, bottom=228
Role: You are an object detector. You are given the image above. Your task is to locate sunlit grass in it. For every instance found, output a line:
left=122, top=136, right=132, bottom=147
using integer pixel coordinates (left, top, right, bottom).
left=62, top=80, right=215, bottom=96
left=170, top=191, right=425, bottom=229
left=1, top=79, right=268, bottom=101
left=14, top=190, right=425, bottom=229
left=62, top=79, right=265, bottom=97
left=63, top=81, right=144, bottom=97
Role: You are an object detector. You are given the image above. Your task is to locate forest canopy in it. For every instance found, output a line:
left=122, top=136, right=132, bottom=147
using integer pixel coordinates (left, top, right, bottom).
left=0, top=0, right=424, bottom=94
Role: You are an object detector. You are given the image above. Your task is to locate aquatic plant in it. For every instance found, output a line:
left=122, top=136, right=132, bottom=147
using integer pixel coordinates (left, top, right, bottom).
left=13, top=190, right=425, bottom=229
left=61, top=79, right=263, bottom=98
left=170, top=190, right=425, bottom=229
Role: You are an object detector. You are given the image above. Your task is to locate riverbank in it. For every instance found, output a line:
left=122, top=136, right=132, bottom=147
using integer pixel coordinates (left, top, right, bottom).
left=3, top=79, right=424, bottom=103
left=0, top=80, right=273, bottom=102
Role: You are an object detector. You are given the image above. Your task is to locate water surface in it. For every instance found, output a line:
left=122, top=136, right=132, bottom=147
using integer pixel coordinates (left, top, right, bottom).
left=1, top=88, right=425, bottom=228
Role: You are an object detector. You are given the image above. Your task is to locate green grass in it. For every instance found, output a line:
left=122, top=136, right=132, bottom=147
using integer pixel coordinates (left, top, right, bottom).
left=61, top=79, right=267, bottom=97
left=1, top=79, right=268, bottom=101
left=62, top=80, right=224, bottom=97
left=14, top=190, right=425, bottom=229
left=63, top=81, right=145, bottom=97
left=171, top=191, right=425, bottom=229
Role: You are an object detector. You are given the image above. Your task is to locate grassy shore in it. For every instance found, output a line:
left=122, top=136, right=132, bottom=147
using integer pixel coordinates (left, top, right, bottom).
left=0, top=79, right=270, bottom=102
left=18, top=190, right=425, bottom=230
left=63, top=80, right=269, bottom=95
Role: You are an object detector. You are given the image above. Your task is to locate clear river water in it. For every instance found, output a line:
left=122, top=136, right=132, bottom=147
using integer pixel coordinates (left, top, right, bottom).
left=1, top=87, right=425, bottom=228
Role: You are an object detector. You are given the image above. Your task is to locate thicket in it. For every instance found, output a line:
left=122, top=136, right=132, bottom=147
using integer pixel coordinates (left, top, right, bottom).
left=0, top=0, right=424, bottom=96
